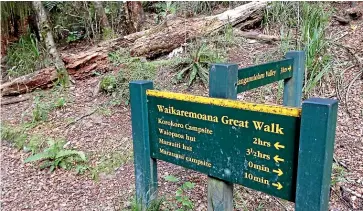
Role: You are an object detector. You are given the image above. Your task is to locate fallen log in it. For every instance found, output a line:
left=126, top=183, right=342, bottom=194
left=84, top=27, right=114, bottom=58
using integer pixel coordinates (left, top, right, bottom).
left=1, top=67, right=57, bottom=96
left=1, top=2, right=267, bottom=96
left=130, top=1, right=267, bottom=58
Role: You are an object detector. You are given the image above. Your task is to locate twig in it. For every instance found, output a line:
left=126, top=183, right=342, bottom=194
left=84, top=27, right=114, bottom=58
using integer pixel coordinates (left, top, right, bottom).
left=341, top=186, right=363, bottom=199
left=331, top=31, right=349, bottom=43
left=345, top=71, right=362, bottom=117
left=1, top=96, right=30, bottom=105
left=333, top=155, right=348, bottom=169
left=65, top=108, right=98, bottom=128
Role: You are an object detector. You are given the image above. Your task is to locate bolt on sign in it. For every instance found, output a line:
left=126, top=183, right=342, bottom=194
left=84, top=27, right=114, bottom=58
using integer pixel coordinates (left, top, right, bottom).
left=147, top=90, right=300, bottom=201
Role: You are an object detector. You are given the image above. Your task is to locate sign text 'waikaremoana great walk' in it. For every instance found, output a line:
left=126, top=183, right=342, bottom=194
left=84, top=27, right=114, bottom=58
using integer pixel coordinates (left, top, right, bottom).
left=147, top=90, right=301, bottom=201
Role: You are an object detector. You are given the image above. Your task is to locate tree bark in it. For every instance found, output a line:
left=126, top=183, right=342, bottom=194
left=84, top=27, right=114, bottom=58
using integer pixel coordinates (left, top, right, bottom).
left=93, top=1, right=113, bottom=38
left=32, top=1, right=68, bottom=77
left=1, top=2, right=267, bottom=96
left=124, top=1, right=144, bottom=33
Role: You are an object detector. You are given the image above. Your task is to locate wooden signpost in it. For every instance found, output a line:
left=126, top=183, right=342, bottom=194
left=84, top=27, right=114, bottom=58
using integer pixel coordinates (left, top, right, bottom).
left=130, top=51, right=338, bottom=210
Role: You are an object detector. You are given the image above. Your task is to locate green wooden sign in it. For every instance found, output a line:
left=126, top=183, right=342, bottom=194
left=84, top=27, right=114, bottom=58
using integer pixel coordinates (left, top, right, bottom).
left=130, top=51, right=339, bottom=211
left=237, top=59, right=294, bottom=92
left=147, top=90, right=301, bottom=201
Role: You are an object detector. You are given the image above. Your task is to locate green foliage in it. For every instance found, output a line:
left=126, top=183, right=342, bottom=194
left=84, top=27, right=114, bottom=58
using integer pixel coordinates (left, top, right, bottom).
left=300, top=2, right=332, bottom=95
left=54, top=97, right=66, bottom=108
left=24, top=135, right=45, bottom=154
left=5, top=33, right=50, bottom=78
left=100, top=75, right=117, bottom=93
left=1, top=124, right=27, bottom=150
left=164, top=175, right=195, bottom=211
left=55, top=68, right=70, bottom=88
left=263, top=2, right=332, bottom=96
left=224, top=20, right=234, bottom=44
left=177, top=42, right=226, bottom=87
left=331, top=163, right=347, bottom=186
left=154, top=1, right=177, bottom=24
left=131, top=198, right=163, bottom=211
left=31, top=89, right=70, bottom=123
left=49, top=1, right=124, bottom=42
left=164, top=175, right=179, bottom=183
left=32, top=96, right=49, bottom=123
left=102, top=27, right=116, bottom=40
left=263, top=2, right=300, bottom=29
left=107, top=48, right=188, bottom=105
left=1, top=123, right=46, bottom=154
left=24, top=139, right=87, bottom=173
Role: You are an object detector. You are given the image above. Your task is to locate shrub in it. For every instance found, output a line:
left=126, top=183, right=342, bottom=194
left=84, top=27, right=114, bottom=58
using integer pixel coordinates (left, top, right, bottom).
left=100, top=75, right=117, bottom=93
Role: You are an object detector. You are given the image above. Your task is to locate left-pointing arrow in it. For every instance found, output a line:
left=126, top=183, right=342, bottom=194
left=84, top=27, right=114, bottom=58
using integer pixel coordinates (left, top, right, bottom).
left=272, top=182, right=283, bottom=190
left=273, top=168, right=283, bottom=176
left=274, top=142, right=285, bottom=150
left=273, top=155, right=284, bottom=163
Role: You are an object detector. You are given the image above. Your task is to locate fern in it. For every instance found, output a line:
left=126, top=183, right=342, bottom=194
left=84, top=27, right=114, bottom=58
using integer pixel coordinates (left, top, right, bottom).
left=24, top=139, right=88, bottom=172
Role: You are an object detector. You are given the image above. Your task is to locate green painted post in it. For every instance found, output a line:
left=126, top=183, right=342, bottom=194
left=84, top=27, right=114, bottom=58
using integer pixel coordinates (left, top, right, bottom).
left=295, top=98, right=338, bottom=211
left=283, top=51, right=305, bottom=107
left=129, top=81, right=158, bottom=209
left=207, top=63, right=238, bottom=211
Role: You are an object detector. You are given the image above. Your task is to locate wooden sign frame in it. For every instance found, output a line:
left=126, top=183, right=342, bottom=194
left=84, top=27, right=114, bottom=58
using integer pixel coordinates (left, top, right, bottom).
left=129, top=51, right=338, bottom=211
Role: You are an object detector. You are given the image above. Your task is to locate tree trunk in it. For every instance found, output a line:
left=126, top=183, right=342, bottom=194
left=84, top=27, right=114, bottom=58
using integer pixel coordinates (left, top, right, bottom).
left=32, top=1, right=68, bottom=83
left=124, top=1, right=144, bottom=33
left=93, top=1, right=113, bottom=38
left=1, top=2, right=267, bottom=96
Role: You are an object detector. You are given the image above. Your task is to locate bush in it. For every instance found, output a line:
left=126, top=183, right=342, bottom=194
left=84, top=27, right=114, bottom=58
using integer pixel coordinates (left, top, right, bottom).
left=100, top=75, right=117, bottom=93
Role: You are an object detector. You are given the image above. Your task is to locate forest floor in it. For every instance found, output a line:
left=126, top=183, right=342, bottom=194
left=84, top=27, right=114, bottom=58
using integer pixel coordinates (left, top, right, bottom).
left=1, top=2, right=363, bottom=211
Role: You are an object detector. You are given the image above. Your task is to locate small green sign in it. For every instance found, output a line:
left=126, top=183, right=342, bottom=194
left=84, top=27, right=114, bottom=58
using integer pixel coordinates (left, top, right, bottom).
left=237, top=59, right=294, bottom=92
left=147, top=90, right=301, bottom=201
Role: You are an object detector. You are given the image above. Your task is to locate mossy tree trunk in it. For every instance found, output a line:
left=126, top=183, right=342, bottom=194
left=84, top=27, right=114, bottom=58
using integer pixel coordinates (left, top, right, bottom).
left=32, top=1, right=69, bottom=85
